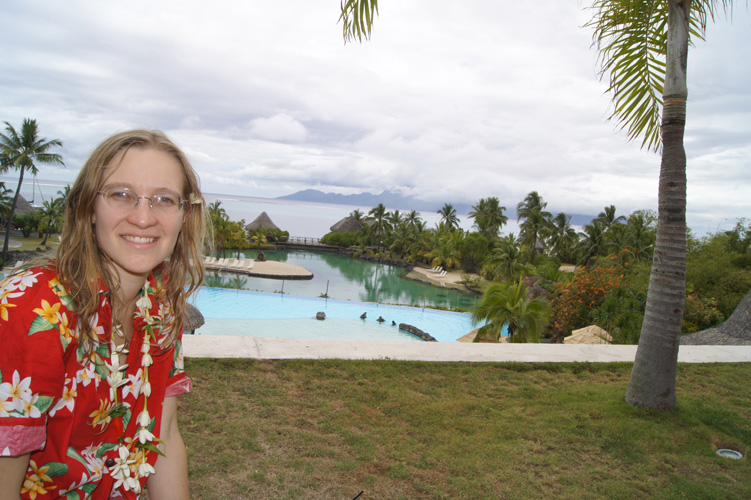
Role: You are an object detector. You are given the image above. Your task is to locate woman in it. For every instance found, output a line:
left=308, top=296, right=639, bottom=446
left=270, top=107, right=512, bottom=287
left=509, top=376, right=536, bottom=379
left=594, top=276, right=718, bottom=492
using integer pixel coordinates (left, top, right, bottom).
left=0, top=130, right=206, bottom=499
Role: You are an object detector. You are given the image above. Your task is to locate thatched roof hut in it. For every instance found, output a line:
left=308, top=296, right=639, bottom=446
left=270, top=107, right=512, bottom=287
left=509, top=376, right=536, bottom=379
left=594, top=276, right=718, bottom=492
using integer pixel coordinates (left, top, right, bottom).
left=183, top=303, right=205, bottom=334
left=681, top=291, right=751, bottom=345
left=563, top=325, right=612, bottom=344
left=246, top=211, right=280, bottom=231
left=329, top=216, right=364, bottom=233
left=13, top=196, right=36, bottom=215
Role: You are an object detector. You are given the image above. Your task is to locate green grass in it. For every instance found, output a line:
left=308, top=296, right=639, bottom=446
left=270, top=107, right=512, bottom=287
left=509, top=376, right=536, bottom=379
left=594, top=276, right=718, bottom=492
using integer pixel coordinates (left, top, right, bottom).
left=179, top=359, right=751, bottom=499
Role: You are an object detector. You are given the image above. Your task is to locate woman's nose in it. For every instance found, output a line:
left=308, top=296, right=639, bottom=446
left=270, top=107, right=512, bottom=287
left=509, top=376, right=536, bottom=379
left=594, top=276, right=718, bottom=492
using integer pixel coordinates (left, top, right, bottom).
left=128, top=198, right=159, bottom=227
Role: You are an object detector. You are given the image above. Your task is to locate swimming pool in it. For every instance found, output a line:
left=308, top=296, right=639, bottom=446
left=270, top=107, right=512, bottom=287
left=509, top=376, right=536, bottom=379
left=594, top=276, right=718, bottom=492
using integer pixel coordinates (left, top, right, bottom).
left=192, top=286, right=484, bottom=342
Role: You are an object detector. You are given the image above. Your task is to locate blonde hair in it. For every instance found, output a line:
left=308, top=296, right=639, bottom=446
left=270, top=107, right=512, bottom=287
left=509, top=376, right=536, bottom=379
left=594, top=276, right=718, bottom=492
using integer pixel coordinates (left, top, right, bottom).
left=57, top=129, right=206, bottom=356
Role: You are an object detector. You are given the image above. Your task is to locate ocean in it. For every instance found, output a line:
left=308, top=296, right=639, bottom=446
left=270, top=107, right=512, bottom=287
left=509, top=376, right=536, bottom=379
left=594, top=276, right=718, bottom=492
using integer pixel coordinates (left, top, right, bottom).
left=4, top=177, right=524, bottom=239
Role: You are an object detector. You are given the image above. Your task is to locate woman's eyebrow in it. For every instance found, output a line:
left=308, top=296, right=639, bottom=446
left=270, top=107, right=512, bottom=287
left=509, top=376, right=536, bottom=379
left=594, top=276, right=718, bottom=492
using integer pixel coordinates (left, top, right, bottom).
left=100, top=183, right=181, bottom=194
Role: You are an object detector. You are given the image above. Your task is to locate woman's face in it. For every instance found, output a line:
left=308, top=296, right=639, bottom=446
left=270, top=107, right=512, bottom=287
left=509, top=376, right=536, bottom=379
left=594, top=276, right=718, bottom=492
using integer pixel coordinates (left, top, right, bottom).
left=93, top=147, right=186, bottom=292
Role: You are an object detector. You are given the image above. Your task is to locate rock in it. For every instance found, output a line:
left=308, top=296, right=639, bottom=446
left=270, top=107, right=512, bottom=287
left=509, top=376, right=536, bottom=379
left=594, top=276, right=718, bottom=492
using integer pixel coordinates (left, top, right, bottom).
left=399, top=323, right=437, bottom=342
left=316, top=312, right=326, bottom=320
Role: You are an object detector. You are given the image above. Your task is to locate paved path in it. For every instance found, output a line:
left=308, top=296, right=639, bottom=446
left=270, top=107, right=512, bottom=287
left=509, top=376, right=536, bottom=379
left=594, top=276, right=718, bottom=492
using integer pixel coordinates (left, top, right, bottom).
left=183, top=335, right=751, bottom=363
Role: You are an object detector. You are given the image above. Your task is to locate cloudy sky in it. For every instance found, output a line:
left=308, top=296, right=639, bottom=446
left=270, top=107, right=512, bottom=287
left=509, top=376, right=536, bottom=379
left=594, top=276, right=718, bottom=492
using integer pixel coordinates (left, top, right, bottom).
left=2, top=1, right=749, bottom=234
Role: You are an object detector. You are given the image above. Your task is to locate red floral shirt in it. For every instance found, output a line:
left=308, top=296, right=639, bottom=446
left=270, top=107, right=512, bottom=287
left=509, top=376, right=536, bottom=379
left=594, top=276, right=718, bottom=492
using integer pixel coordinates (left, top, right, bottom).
left=0, top=265, right=191, bottom=499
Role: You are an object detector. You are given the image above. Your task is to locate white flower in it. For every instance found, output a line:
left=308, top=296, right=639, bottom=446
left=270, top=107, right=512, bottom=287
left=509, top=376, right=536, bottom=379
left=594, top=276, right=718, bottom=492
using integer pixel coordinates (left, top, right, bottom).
left=137, top=410, right=151, bottom=427
left=0, top=370, right=33, bottom=413
left=141, top=340, right=151, bottom=354
left=141, top=381, right=152, bottom=397
left=136, top=293, right=152, bottom=312
left=122, top=369, right=144, bottom=400
left=136, top=426, right=156, bottom=445
left=110, top=446, right=135, bottom=490
left=138, top=460, right=156, bottom=477
left=142, top=352, right=153, bottom=367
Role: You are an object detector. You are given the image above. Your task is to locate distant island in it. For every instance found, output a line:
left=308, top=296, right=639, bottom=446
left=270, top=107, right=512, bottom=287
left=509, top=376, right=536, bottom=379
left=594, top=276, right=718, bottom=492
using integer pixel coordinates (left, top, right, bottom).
left=277, top=189, right=595, bottom=226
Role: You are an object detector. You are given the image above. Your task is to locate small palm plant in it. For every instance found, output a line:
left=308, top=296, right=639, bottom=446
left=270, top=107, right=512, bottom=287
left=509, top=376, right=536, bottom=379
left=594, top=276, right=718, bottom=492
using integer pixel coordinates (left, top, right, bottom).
left=472, top=280, right=551, bottom=343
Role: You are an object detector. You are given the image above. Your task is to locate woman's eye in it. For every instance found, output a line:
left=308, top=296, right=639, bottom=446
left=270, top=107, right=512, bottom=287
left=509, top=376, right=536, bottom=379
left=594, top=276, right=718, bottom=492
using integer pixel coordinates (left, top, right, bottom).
left=110, top=190, right=134, bottom=201
left=154, top=195, right=178, bottom=206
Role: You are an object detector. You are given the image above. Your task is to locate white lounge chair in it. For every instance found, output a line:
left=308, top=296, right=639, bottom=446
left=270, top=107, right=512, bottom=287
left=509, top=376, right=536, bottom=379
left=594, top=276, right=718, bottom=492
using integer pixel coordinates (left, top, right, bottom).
left=431, top=266, right=444, bottom=274
left=438, top=270, right=447, bottom=278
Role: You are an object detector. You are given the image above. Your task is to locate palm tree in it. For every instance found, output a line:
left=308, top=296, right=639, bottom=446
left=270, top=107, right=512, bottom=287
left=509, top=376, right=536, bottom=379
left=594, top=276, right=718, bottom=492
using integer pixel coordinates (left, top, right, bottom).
left=208, top=200, right=227, bottom=224
left=578, top=220, right=606, bottom=265
left=404, top=210, right=423, bottom=229
left=469, top=197, right=508, bottom=240
left=516, top=191, right=553, bottom=261
left=386, top=209, right=403, bottom=228
left=0, top=119, right=64, bottom=268
left=56, top=185, right=71, bottom=207
left=625, top=211, right=657, bottom=261
left=588, top=0, right=739, bottom=410
left=549, top=212, right=578, bottom=262
left=596, top=204, right=626, bottom=232
left=367, top=203, right=391, bottom=243
left=349, top=209, right=364, bottom=222
left=338, top=0, right=741, bottom=409
left=482, top=239, right=529, bottom=282
left=0, top=182, right=13, bottom=220
left=437, top=203, right=460, bottom=232
left=39, top=197, right=64, bottom=246
left=472, top=280, right=550, bottom=343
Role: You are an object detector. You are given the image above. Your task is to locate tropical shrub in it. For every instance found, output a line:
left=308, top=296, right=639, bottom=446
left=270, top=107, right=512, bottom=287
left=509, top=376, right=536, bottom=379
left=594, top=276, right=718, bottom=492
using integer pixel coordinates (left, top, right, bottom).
left=321, top=231, right=361, bottom=248
left=682, top=293, right=725, bottom=333
left=549, top=254, right=625, bottom=339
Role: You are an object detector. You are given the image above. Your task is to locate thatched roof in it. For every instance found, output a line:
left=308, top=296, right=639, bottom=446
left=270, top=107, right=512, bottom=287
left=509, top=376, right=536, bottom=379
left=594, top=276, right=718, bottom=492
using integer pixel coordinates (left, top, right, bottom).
left=681, top=290, right=751, bottom=345
left=329, top=216, right=364, bottom=233
left=183, top=303, right=205, bottom=330
left=564, top=325, right=612, bottom=344
left=13, top=196, right=36, bottom=215
left=246, top=211, right=279, bottom=231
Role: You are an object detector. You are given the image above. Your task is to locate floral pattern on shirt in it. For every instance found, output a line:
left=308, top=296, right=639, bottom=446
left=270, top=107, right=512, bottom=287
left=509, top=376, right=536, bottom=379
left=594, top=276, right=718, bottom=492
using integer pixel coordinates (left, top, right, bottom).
left=0, top=265, right=191, bottom=499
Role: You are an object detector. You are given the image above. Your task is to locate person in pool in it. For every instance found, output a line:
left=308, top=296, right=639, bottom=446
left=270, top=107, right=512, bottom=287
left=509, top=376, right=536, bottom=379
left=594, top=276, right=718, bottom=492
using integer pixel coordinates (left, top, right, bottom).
left=0, top=129, right=207, bottom=499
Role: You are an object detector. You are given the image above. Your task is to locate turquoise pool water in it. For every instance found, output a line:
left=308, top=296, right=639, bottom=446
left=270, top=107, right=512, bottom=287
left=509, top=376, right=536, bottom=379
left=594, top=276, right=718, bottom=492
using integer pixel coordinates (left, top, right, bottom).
left=192, top=287, right=480, bottom=342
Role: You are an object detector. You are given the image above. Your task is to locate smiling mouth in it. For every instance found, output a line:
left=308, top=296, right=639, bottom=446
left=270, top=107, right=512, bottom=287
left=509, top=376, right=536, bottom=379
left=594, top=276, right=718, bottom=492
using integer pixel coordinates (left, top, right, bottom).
left=123, top=235, right=158, bottom=244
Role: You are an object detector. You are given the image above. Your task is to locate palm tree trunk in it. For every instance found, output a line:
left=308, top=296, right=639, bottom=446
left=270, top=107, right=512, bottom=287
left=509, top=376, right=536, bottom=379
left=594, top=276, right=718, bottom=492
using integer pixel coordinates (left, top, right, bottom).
left=1, top=169, right=25, bottom=269
left=625, top=0, right=690, bottom=411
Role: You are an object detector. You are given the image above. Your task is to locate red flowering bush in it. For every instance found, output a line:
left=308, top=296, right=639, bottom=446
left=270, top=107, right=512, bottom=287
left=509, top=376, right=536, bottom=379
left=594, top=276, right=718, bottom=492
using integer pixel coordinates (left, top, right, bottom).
left=550, top=255, right=625, bottom=338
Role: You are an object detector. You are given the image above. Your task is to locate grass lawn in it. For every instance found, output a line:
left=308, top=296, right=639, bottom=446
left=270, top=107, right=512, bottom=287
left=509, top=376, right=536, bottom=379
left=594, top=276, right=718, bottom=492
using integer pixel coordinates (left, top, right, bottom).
left=179, top=359, right=750, bottom=500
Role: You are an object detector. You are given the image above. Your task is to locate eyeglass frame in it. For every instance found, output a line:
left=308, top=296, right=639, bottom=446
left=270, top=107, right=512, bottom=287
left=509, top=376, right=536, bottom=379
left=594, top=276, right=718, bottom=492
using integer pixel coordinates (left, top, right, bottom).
left=96, top=186, right=190, bottom=215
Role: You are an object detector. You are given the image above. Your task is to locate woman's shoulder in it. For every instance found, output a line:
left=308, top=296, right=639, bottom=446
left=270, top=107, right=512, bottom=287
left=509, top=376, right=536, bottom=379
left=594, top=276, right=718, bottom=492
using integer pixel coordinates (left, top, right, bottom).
left=1, top=264, right=63, bottom=301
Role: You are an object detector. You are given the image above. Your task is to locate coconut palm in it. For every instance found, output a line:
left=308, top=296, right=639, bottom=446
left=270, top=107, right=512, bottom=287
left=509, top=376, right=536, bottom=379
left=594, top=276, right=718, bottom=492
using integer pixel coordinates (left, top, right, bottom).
left=437, top=203, right=460, bottom=232
left=404, top=209, right=423, bottom=229
left=0, top=119, right=64, bottom=268
left=587, top=0, right=740, bottom=410
left=367, top=203, right=392, bottom=243
left=578, top=219, right=606, bottom=265
left=338, top=0, right=742, bottom=409
left=469, top=196, right=508, bottom=240
left=56, top=185, right=71, bottom=206
left=349, top=208, right=365, bottom=222
left=472, top=280, right=550, bottom=343
left=39, top=197, right=64, bottom=246
left=516, top=191, right=553, bottom=261
left=0, top=182, right=13, bottom=219
left=549, top=212, right=578, bottom=262
left=596, top=204, right=626, bottom=232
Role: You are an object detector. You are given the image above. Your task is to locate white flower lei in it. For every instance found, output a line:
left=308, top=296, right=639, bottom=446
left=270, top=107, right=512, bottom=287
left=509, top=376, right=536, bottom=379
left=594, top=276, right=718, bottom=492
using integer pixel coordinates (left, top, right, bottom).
left=105, top=281, right=162, bottom=493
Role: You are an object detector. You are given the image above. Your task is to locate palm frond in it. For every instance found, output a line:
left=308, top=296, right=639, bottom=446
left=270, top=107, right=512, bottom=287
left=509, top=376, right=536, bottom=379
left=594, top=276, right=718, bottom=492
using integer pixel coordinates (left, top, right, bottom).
left=339, top=0, right=379, bottom=43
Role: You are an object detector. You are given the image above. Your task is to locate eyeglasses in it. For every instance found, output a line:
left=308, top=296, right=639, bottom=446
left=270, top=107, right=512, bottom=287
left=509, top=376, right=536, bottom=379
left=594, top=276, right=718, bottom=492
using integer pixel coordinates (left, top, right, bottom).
left=97, top=186, right=188, bottom=215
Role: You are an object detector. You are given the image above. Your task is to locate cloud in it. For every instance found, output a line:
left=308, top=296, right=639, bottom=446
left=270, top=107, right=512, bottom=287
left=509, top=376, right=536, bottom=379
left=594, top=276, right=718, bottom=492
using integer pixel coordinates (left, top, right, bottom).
left=0, top=0, right=748, bottom=234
